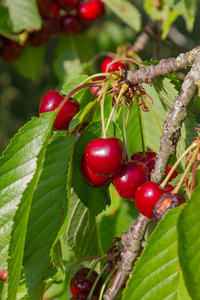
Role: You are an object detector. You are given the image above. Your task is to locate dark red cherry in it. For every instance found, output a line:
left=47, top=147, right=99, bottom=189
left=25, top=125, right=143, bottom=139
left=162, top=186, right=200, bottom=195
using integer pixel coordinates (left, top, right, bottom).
left=89, top=78, right=103, bottom=97
left=165, top=165, right=178, bottom=182
left=100, top=58, right=126, bottom=73
left=0, top=38, right=24, bottom=62
left=39, top=90, right=80, bottom=130
left=134, top=181, right=170, bottom=218
left=37, top=0, right=59, bottom=18
left=113, top=161, right=149, bottom=200
left=80, top=155, right=111, bottom=187
left=152, top=193, right=186, bottom=223
left=77, top=0, right=102, bottom=21
left=55, top=0, right=79, bottom=10
left=85, top=137, right=126, bottom=177
left=61, top=15, right=82, bottom=35
left=70, top=268, right=102, bottom=296
left=131, top=151, right=156, bottom=173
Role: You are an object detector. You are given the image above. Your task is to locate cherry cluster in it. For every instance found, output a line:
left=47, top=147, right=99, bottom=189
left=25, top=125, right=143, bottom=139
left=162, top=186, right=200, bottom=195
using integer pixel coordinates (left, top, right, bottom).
left=70, top=268, right=102, bottom=299
left=80, top=137, right=182, bottom=220
left=39, top=86, right=185, bottom=221
left=0, top=0, right=105, bottom=62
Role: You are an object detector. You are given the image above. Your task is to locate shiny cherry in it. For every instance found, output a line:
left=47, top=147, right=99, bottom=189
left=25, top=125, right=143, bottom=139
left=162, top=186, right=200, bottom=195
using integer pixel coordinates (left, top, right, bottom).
left=152, top=193, right=186, bottom=223
left=100, top=58, right=126, bottom=73
left=131, top=151, right=156, bottom=173
left=113, top=161, right=149, bottom=199
left=77, top=0, right=103, bottom=21
left=80, top=155, right=111, bottom=187
left=39, top=90, right=80, bottom=130
left=85, top=137, right=126, bottom=177
left=134, top=181, right=171, bottom=218
left=70, top=268, right=102, bottom=296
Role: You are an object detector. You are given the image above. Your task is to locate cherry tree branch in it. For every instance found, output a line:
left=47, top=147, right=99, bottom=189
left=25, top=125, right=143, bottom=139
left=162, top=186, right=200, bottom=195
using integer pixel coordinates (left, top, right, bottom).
left=103, top=214, right=150, bottom=300
left=103, top=46, right=200, bottom=300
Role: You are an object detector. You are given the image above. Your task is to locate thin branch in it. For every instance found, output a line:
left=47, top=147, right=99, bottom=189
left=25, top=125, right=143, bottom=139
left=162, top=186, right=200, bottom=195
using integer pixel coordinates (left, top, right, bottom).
left=103, top=214, right=150, bottom=300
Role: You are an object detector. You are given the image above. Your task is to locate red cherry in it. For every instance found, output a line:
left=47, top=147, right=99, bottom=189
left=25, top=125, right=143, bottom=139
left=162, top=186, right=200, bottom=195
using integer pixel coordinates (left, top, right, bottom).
left=61, top=15, right=82, bottom=35
left=152, top=193, right=186, bottom=223
left=89, top=78, right=103, bottom=97
left=100, top=58, right=126, bottom=73
left=134, top=181, right=170, bottom=218
left=113, top=161, right=149, bottom=200
left=39, top=90, right=80, bottom=130
left=0, top=38, right=24, bottom=62
left=131, top=151, right=156, bottom=173
left=165, top=183, right=174, bottom=192
left=55, top=0, right=79, bottom=10
left=80, top=155, right=111, bottom=187
left=37, top=0, right=59, bottom=18
left=70, top=268, right=102, bottom=296
left=77, top=0, right=102, bottom=21
left=85, top=137, right=126, bottom=177
left=165, top=165, right=178, bottom=182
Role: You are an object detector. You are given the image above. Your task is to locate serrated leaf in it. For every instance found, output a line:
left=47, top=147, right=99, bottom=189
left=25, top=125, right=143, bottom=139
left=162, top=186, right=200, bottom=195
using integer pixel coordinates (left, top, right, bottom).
left=123, top=206, right=191, bottom=300
left=64, top=191, right=100, bottom=259
left=14, top=45, right=45, bottom=81
left=178, top=185, right=200, bottom=300
left=0, top=111, right=56, bottom=300
left=0, top=6, right=18, bottom=40
left=7, top=0, right=41, bottom=33
left=23, top=133, right=74, bottom=294
left=71, top=121, right=123, bottom=215
left=102, top=0, right=141, bottom=32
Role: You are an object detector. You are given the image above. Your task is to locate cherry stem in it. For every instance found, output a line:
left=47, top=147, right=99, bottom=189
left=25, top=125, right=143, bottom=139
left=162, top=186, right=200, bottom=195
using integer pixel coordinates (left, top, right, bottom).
left=87, top=263, right=108, bottom=300
left=160, top=142, right=198, bottom=189
left=100, top=84, right=110, bottom=138
left=73, top=255, right=103, bottom=266
left=126, top=103, right=133, bottom=126
left=140, top=95, right=162, bottom=135
left=123, top=98, right=131, bottom=161
left=190, top=160, right=199, bottom=196
left=105, top=87, right=126, bottom=134
left=137, top=99, right=145, bottom=156
left=105, top=57, right=142, bottom=72
left=89, top=51, right=115, bottom=65
left=172, top=147, right=199, bottom=194
left=99, top=266, right=119, bottom=300
left=78, top=73, right=111, bottom=86
left=86, top=255, right=107, bottom=280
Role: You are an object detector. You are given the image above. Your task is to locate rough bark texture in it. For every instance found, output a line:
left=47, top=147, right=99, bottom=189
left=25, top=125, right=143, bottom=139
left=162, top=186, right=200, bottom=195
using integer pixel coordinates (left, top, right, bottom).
left=103, top=46, right=200, bottom=300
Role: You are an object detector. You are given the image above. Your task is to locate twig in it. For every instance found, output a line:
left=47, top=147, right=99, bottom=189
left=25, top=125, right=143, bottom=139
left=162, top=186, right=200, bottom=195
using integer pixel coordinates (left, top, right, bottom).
left=103, top=214, right=150, bottom=300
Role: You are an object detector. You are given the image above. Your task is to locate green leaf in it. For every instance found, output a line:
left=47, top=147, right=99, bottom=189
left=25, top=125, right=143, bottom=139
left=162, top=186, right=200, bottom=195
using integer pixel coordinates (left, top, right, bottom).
left=71, top=120, right=123, bottom=215
left=0, top=111, right=56, bottom=300
left=23, top=133, right=74, bottom=294
left=177, top=108, right=198, bottom=170
left=7, top=0, right=41, bottom=33
left=102, top=0, right=141, bottom=32
left=14, top=45, right=45, bottom=81
left=64, top=191, right=100, bottom=259
left=53, top=35, right=96, bottom=82
left=123, top=206, right=191, bottom=300
left=178, top=185, right=200, bottom=300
